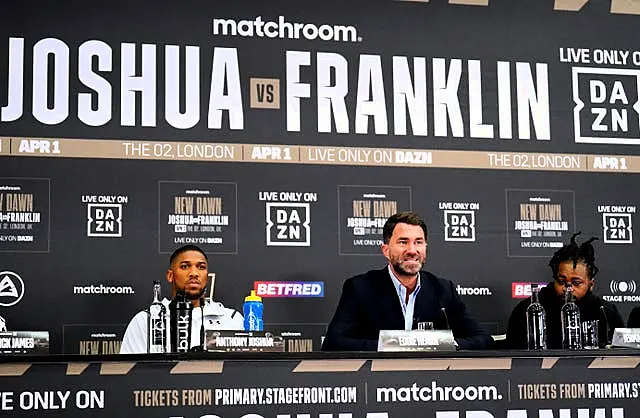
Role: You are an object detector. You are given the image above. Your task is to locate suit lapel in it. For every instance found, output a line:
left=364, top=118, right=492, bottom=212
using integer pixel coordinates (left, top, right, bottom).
left=413, top=273, right=444, bottom=327
left=372, top=267, right=405, bottom=329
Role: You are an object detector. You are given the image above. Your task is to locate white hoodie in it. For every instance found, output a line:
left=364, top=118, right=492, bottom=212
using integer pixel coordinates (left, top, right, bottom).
left=120, top=298, right=243, bottom=354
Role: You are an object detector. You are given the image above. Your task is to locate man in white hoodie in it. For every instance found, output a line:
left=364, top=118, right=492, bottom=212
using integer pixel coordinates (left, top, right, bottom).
left=120, top=245, right=243, bottom=354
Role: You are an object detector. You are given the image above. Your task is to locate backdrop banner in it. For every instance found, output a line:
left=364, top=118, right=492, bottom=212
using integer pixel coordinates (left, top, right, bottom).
left=1, top=0, right=640, bottom=353
left=0, top=355, right=639, bottom=417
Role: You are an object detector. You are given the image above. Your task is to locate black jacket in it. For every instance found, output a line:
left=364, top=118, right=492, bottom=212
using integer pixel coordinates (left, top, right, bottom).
left=506, top=283, right=624, bottom=349
left=322, top=268, right=493, bottom=351
left=628, top=307, right=640, bottom=328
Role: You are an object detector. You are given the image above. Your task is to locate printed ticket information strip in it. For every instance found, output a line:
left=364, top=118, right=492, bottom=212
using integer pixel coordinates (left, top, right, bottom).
left=4, top=136, right=640, bottom=173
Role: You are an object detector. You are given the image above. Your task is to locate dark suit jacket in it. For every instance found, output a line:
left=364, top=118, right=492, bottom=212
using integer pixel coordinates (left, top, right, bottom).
left=321, top=268, right=493, bottom=351
left=628, top=307, right=640, bottom=328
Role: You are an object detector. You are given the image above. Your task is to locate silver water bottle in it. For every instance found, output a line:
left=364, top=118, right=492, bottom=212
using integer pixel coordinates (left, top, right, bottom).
left=147, top=281, right=167, bottom=353
left=561, top=284, right=582, bottom=350
left=526, top=283, right=547, bottom=350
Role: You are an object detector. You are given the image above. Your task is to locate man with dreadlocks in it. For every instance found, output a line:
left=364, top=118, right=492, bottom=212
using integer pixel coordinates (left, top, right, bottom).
left=506, top=232, right=624, bottom=349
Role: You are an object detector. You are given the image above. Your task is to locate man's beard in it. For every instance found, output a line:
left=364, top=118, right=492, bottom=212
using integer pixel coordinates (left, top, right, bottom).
left=183, top=286, right=205, bottom=301
left=391, top=256, right=423, bottom=276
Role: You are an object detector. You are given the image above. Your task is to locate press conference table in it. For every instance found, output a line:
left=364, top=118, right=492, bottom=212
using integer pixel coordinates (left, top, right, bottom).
left=0, top=350, right=638, bottom=417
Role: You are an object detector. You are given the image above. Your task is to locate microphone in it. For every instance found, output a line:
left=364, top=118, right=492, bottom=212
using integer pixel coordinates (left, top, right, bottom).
left=600, top=305, right=611, bottom=346
left=441, top=307, right=451, bottom=330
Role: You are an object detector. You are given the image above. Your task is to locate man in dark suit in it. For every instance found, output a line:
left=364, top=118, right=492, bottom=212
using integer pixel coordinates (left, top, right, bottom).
left=628, top=307, right=640, bottom=328
left=322, top=211, right=493, bottom=351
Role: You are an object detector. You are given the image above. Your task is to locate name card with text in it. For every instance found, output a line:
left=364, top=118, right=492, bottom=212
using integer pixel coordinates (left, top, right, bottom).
left=0, top=331, right=49, bottom=354
left=611, top=328, right=640, bottom=349
left=377, top=330, right=457, bottom=352
left=206, top=330, right=285, bottom=352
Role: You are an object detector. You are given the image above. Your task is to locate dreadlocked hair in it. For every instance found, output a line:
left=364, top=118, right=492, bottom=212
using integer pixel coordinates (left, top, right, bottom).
left=548, top=231, right=599, bottom=280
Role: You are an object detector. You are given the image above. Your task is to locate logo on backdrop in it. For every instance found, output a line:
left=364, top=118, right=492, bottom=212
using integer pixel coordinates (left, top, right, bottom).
left=561, top=48, right=640, bottom=145
left=505, top=189, right=575, bottom=257
left=439, top=201, right=479, bottom=242
left=0, top=178, right=50, bottom=252
left=0, top=271, right=24, bottom=307
left=82, top=194, right=128, bottom=238
left=158, top=181, right=238, bottom=254
left=512, top=282, right=549, bottom=299
left=337, top=186, right=411, bottom=255
left=62, top=324, right=125, bottom=355
left=456, top=285, right=492, bottom=296
left=254, top=281, right=324, bottom=298
left=570, top=66, right=640, bottom=145
left=259, top=191, right=317, bottom=247
left=72, top=283, right=135, bottom=296
left=0, top=36, right=551, bottom=142
left=212, top=17, right=361, bottom=43
left=597, top=204, right=635, bottom=244
left=602, top=280, right=640, bottom=303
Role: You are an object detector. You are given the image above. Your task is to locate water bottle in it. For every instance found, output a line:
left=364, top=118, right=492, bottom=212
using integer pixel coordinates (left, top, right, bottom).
left=526, top=283, right=546, bottom=350
left=147, top=281, right=167, bottom=353
left=169, top=291, right=193, bottom=352
left=243, top=290, right=264, bottom=331
left=561, top=284, right=582, bottom=350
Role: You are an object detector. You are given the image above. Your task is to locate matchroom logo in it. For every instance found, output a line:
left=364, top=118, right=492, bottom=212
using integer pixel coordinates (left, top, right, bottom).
left=212, top=16, right=361, bottom=43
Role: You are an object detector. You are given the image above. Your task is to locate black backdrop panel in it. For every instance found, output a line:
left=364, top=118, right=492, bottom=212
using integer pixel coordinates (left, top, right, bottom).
left=1, top=0, right=640, bottom=353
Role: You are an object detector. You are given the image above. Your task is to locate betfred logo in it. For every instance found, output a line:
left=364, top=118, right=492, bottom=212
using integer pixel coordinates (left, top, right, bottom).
left=512, top=282, right=548, bottom=298
left=254, top=281, right=324, bottom=298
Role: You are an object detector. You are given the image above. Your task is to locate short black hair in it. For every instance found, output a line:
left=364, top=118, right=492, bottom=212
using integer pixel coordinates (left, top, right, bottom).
left=382, top=211, right=428, bottom=244
left=548, top=232, right=599, bottom=280
left=169, top=245, right=208, bottom=266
